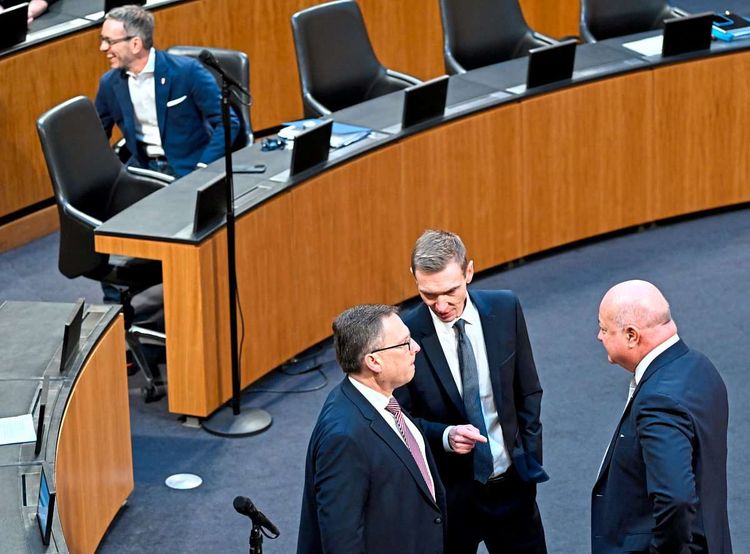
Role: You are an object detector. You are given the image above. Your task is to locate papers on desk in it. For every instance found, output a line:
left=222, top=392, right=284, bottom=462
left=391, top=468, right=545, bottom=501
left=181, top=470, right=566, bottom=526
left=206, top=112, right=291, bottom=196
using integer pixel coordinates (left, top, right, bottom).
left=0, top=414, right=36, bottom=446
left=279, top=119, right=371, bottom=149
left=622, top=35, right=664, bottom=57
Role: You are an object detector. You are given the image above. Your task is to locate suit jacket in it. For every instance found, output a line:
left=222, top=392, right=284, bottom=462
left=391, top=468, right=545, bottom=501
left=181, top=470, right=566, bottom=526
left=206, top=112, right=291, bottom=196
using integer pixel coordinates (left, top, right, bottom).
left=297, top=378, right=447, bottom=554
left=591, top=340, right=732, bottom=554
left=95, top=50, right=239, bottom=177
left=394, top=289, right=547, bottom=491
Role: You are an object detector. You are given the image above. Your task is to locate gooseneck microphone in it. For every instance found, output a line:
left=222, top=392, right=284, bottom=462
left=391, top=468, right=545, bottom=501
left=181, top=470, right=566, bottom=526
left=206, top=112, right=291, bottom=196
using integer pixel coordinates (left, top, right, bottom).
left=233, top=496, right=280, bottom=537
left=198, top=49, right=252, bottom=99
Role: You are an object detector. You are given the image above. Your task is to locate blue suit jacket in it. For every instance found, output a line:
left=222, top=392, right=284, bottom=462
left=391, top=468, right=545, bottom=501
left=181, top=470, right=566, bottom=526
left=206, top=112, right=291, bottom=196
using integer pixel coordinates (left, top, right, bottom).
left=95, top=50, right=239, bottom=177
left=297, top=378, right=446, bottom=554
left=394, top=290, right=547, bottom=488
left=591, top=340, right=732, bottom=553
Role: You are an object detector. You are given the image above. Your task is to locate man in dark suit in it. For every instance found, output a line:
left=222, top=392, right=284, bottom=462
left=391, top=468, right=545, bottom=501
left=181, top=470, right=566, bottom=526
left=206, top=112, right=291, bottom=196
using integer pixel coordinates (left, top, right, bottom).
left=95, top=5, right=239, bottom=177
left=395, top=230, right=547, bottom=554
left=298, top=304, right=446, bottom=554
left=592, top=280, right=732, bottom=553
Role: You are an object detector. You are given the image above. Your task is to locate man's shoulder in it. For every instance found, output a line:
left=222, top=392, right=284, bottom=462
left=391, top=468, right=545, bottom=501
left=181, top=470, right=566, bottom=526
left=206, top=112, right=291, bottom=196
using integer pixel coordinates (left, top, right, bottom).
left=470, top=288, right=518, bottom=308
left=158, top=49, right=208, bottom=75
left=99, top=67, right=124, bottom=88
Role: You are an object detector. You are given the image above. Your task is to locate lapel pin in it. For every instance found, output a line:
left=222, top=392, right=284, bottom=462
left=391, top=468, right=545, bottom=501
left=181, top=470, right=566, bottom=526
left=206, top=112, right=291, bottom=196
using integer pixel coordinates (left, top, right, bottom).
left=161, top=77, right=166, bottom=85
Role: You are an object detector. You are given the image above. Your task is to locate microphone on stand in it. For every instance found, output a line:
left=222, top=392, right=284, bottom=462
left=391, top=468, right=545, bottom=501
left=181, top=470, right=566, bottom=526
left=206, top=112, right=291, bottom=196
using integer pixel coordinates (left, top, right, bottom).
left=233, top=496, right=280, bottom=537
left=198, top=49, right=252, bottom=100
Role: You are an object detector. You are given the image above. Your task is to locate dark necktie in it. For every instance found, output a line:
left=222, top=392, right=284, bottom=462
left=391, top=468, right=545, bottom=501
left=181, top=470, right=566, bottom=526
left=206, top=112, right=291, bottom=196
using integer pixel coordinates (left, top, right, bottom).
left=454, top=318, right=494, bottom=483
left=385, top=397, right=436, bottom=500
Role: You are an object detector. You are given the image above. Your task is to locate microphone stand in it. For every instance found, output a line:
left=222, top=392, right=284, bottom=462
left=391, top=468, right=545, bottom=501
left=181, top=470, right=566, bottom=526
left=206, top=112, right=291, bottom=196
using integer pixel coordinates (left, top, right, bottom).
left=249, top=523, right=263, bottom=554
left=201, top=65, right=272, bottom=438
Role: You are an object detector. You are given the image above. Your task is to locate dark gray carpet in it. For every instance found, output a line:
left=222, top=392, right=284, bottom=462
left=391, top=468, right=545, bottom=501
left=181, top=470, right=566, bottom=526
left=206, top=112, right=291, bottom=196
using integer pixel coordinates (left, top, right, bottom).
left=1, top=205, right=748, bottom=553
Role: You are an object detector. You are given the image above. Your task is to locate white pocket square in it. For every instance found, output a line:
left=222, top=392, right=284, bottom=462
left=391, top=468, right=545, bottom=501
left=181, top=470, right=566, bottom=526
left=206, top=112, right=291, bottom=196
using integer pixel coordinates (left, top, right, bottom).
left=166, top=95, right=187, bottom=108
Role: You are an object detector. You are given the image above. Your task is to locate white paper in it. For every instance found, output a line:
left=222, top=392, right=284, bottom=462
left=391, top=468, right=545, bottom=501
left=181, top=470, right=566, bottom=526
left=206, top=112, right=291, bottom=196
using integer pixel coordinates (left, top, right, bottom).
left=0, top=414, right=36, bottom=446
left=622, top=35, right=664, bottom=57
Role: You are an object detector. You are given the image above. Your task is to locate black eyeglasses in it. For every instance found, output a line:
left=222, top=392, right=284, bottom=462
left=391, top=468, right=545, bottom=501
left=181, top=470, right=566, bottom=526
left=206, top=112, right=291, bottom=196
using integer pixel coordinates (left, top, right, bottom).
left=101, top=35, right=134, bottom=47
left=370, top=339, right=412, bottom=354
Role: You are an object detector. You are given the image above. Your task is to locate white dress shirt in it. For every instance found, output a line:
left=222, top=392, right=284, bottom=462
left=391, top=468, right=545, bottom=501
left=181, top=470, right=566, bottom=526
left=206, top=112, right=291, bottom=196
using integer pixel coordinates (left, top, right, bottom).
left=127, top=48, right=164, bottom=157
left=430, top=298, right=511, bottom=477
left=348, top=376, right=434, bottom=483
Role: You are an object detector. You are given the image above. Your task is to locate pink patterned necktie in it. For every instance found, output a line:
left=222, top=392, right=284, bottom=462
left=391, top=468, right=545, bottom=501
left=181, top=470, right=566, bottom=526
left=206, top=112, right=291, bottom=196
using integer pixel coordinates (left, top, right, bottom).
left=385, top=397, right=435, bottom=500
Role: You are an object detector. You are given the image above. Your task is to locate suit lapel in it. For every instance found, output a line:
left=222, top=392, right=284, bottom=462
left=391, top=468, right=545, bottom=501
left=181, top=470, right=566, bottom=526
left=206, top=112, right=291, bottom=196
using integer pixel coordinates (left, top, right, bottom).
left=471, top=291, right=505, bottom=415
left=594, top=340, right=689, bottom=485
left=153, top=50, right=170, bottom=141
left=412, top=304, right=465, bottom=416
left=341, top=378, right=438, bottom=507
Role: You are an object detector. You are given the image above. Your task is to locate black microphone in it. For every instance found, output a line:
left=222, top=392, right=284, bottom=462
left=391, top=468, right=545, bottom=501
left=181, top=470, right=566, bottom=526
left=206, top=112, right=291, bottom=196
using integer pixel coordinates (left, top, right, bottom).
left=198, top=49, right=252, bottom=98
left=233, top=496, right=280, bottom=536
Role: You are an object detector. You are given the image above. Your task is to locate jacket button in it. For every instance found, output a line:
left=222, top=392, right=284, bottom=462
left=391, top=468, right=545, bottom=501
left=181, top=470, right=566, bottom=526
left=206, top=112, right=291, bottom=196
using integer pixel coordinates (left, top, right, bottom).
left=434, top=517, right=442, bottom=524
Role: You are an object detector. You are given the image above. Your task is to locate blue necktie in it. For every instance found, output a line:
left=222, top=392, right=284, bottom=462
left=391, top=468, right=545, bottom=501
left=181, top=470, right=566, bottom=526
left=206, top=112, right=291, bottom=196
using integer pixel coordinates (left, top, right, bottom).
left=454, top=318, right=494, bottom=483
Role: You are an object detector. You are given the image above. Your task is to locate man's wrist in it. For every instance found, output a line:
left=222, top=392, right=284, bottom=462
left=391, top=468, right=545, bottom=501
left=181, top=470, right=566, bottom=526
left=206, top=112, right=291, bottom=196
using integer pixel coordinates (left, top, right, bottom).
left=442, top=426, right=455, bottom=452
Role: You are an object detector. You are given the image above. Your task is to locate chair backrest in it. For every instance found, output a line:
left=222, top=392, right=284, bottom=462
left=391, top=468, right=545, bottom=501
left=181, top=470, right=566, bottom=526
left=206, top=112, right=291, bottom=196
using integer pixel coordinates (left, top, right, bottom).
left=291, top=0, right=406, bottom=116
left=167, top=45, right=253, bottom=149
left=37, top=96, right=123, bottom=278
left=581, top=0, right=676, bottom=42
left=440, top=0, right=539, bottom=73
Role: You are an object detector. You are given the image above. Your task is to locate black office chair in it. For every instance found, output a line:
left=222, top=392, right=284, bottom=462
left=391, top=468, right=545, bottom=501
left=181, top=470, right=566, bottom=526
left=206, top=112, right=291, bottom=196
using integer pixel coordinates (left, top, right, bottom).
left=37, top=96, right=168, bottom=402
left=580, top=0, right=688, bottom=43
left=439, top=0, right=557, bottom=74
left=291, top=0, right=422, bottom=117
left=167, top=45, right=253, bottom=149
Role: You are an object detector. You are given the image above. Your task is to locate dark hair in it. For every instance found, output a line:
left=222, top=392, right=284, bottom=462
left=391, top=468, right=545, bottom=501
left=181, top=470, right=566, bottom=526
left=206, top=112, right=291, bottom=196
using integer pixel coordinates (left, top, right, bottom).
left=105, top=5, right=154, bottom=49
left=332, top=304, right=398, bottom=374
left=411, top=229, right=468, bottom=274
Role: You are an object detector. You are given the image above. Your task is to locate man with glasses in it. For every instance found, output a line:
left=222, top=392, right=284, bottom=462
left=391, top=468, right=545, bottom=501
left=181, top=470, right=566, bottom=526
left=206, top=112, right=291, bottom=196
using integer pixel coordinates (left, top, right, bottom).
left=298, top=304, right=446, bottom=554
left=94, top=5, right=238, bottom=177
left=395, top=229, right=548, bottom=554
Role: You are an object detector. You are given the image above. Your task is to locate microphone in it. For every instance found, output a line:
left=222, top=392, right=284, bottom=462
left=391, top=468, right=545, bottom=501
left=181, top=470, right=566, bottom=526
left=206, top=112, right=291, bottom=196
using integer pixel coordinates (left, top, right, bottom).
left=233, top=496, right=280, bottom=537
left=198, top=49, right=252, bottom=98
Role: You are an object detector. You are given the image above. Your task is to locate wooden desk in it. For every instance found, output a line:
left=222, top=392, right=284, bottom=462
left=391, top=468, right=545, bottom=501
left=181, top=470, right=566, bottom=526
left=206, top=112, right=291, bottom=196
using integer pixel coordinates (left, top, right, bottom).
left=96, top=41, right=750, bottom=418
left=0, top=0, right=578, bottom=247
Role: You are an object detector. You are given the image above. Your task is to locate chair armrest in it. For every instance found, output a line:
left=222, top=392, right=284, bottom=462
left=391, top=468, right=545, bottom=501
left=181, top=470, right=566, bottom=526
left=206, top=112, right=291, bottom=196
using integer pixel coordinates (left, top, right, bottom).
left=670, top=7, right=689, bottom=18
left=63, top=202, right=103, bottom=228
left=126, top=166, right=175, bottom=184
left=303, top=92, right=332, bottom=117
left=443, top=51, right=467, bottom=75
left=579, top=23, right=597, bottom=43
left=386, top=69, right=422, bottom=86
left=532, top=32, right=559, bottom=45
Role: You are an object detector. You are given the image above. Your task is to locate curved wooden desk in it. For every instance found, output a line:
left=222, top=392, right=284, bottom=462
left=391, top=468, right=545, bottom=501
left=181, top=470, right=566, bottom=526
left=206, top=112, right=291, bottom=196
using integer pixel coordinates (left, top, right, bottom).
left=0, top=0, right=578, bottom=249
left=0, top=302, right=132, bottom=553
left=95, top=37, right=750, bottom=418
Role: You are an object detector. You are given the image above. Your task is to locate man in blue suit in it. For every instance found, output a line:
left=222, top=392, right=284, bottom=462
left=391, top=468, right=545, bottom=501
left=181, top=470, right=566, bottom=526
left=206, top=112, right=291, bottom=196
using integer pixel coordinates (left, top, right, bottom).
left=298, top=304, right=446, bottom=554
left=395, top=230, right=548, bottom=554
left=593, top=280, right=732, bottom=553
left=95, top=5, right=238, bottom=177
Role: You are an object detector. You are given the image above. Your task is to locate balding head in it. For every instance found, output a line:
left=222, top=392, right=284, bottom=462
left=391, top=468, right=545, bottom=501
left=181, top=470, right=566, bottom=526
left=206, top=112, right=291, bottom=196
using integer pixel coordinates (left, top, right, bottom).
left=597, top=280, right=678, bottom=372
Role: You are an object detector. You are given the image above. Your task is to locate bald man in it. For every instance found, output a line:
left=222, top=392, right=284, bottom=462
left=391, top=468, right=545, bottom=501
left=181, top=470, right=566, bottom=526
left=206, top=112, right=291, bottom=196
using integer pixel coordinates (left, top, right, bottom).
left=591, top=280, right=732, bottom=554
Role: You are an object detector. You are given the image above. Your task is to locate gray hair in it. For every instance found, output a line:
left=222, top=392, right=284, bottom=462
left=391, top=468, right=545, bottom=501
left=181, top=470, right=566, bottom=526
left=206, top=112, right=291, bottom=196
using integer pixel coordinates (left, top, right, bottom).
left=332, top=304, right=398, bottom=374
left=105, top=5, right=154, bottom=49
left=411, top=229, right=468, bottom=274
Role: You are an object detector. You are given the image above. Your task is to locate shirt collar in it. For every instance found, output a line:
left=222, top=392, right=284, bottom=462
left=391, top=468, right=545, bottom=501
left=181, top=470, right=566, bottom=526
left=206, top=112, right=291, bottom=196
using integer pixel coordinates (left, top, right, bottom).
left=127, top=48, right=156, bottom=78
left=427, top=294, right=479, bottom=331
left=634, top=333, right=680, bottom=385
left=348, top=375, right=390, bottom=411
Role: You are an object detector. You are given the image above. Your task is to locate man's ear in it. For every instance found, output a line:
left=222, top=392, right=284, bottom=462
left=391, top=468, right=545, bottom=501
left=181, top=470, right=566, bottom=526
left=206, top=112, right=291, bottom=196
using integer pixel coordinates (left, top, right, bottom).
left=465, top=260, right=475, bottom=284
left=624, top=325, right=640, bottom=348
left=363, top=352, right=382, bottom=375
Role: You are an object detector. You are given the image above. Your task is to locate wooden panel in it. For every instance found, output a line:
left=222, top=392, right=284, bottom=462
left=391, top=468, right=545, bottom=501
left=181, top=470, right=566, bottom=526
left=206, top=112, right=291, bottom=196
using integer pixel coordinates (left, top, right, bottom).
left=519, top=0, right=580, bottom=39
left=400, top=104, right=524, bottom=273
left=56, top=315, right=133, bottom=554
left=521, top=71, right=655, bottom=254
left=0, top=205, right=58, bottom=253
left=652, top=53, right=750, bottom=218
left=361, top=0, right=444, bottom=79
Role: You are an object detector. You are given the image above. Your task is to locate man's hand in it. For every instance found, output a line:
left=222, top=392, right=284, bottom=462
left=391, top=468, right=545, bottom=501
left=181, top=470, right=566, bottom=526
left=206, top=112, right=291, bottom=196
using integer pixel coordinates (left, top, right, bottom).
left=448, top=424, right=488, bottom=454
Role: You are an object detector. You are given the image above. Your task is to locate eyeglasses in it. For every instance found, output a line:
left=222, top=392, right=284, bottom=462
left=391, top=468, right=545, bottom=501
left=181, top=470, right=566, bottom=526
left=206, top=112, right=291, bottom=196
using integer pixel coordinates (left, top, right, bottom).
left=370, top=339, right=413, bottom=354
left=100, top=35, right=134, bottom=47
